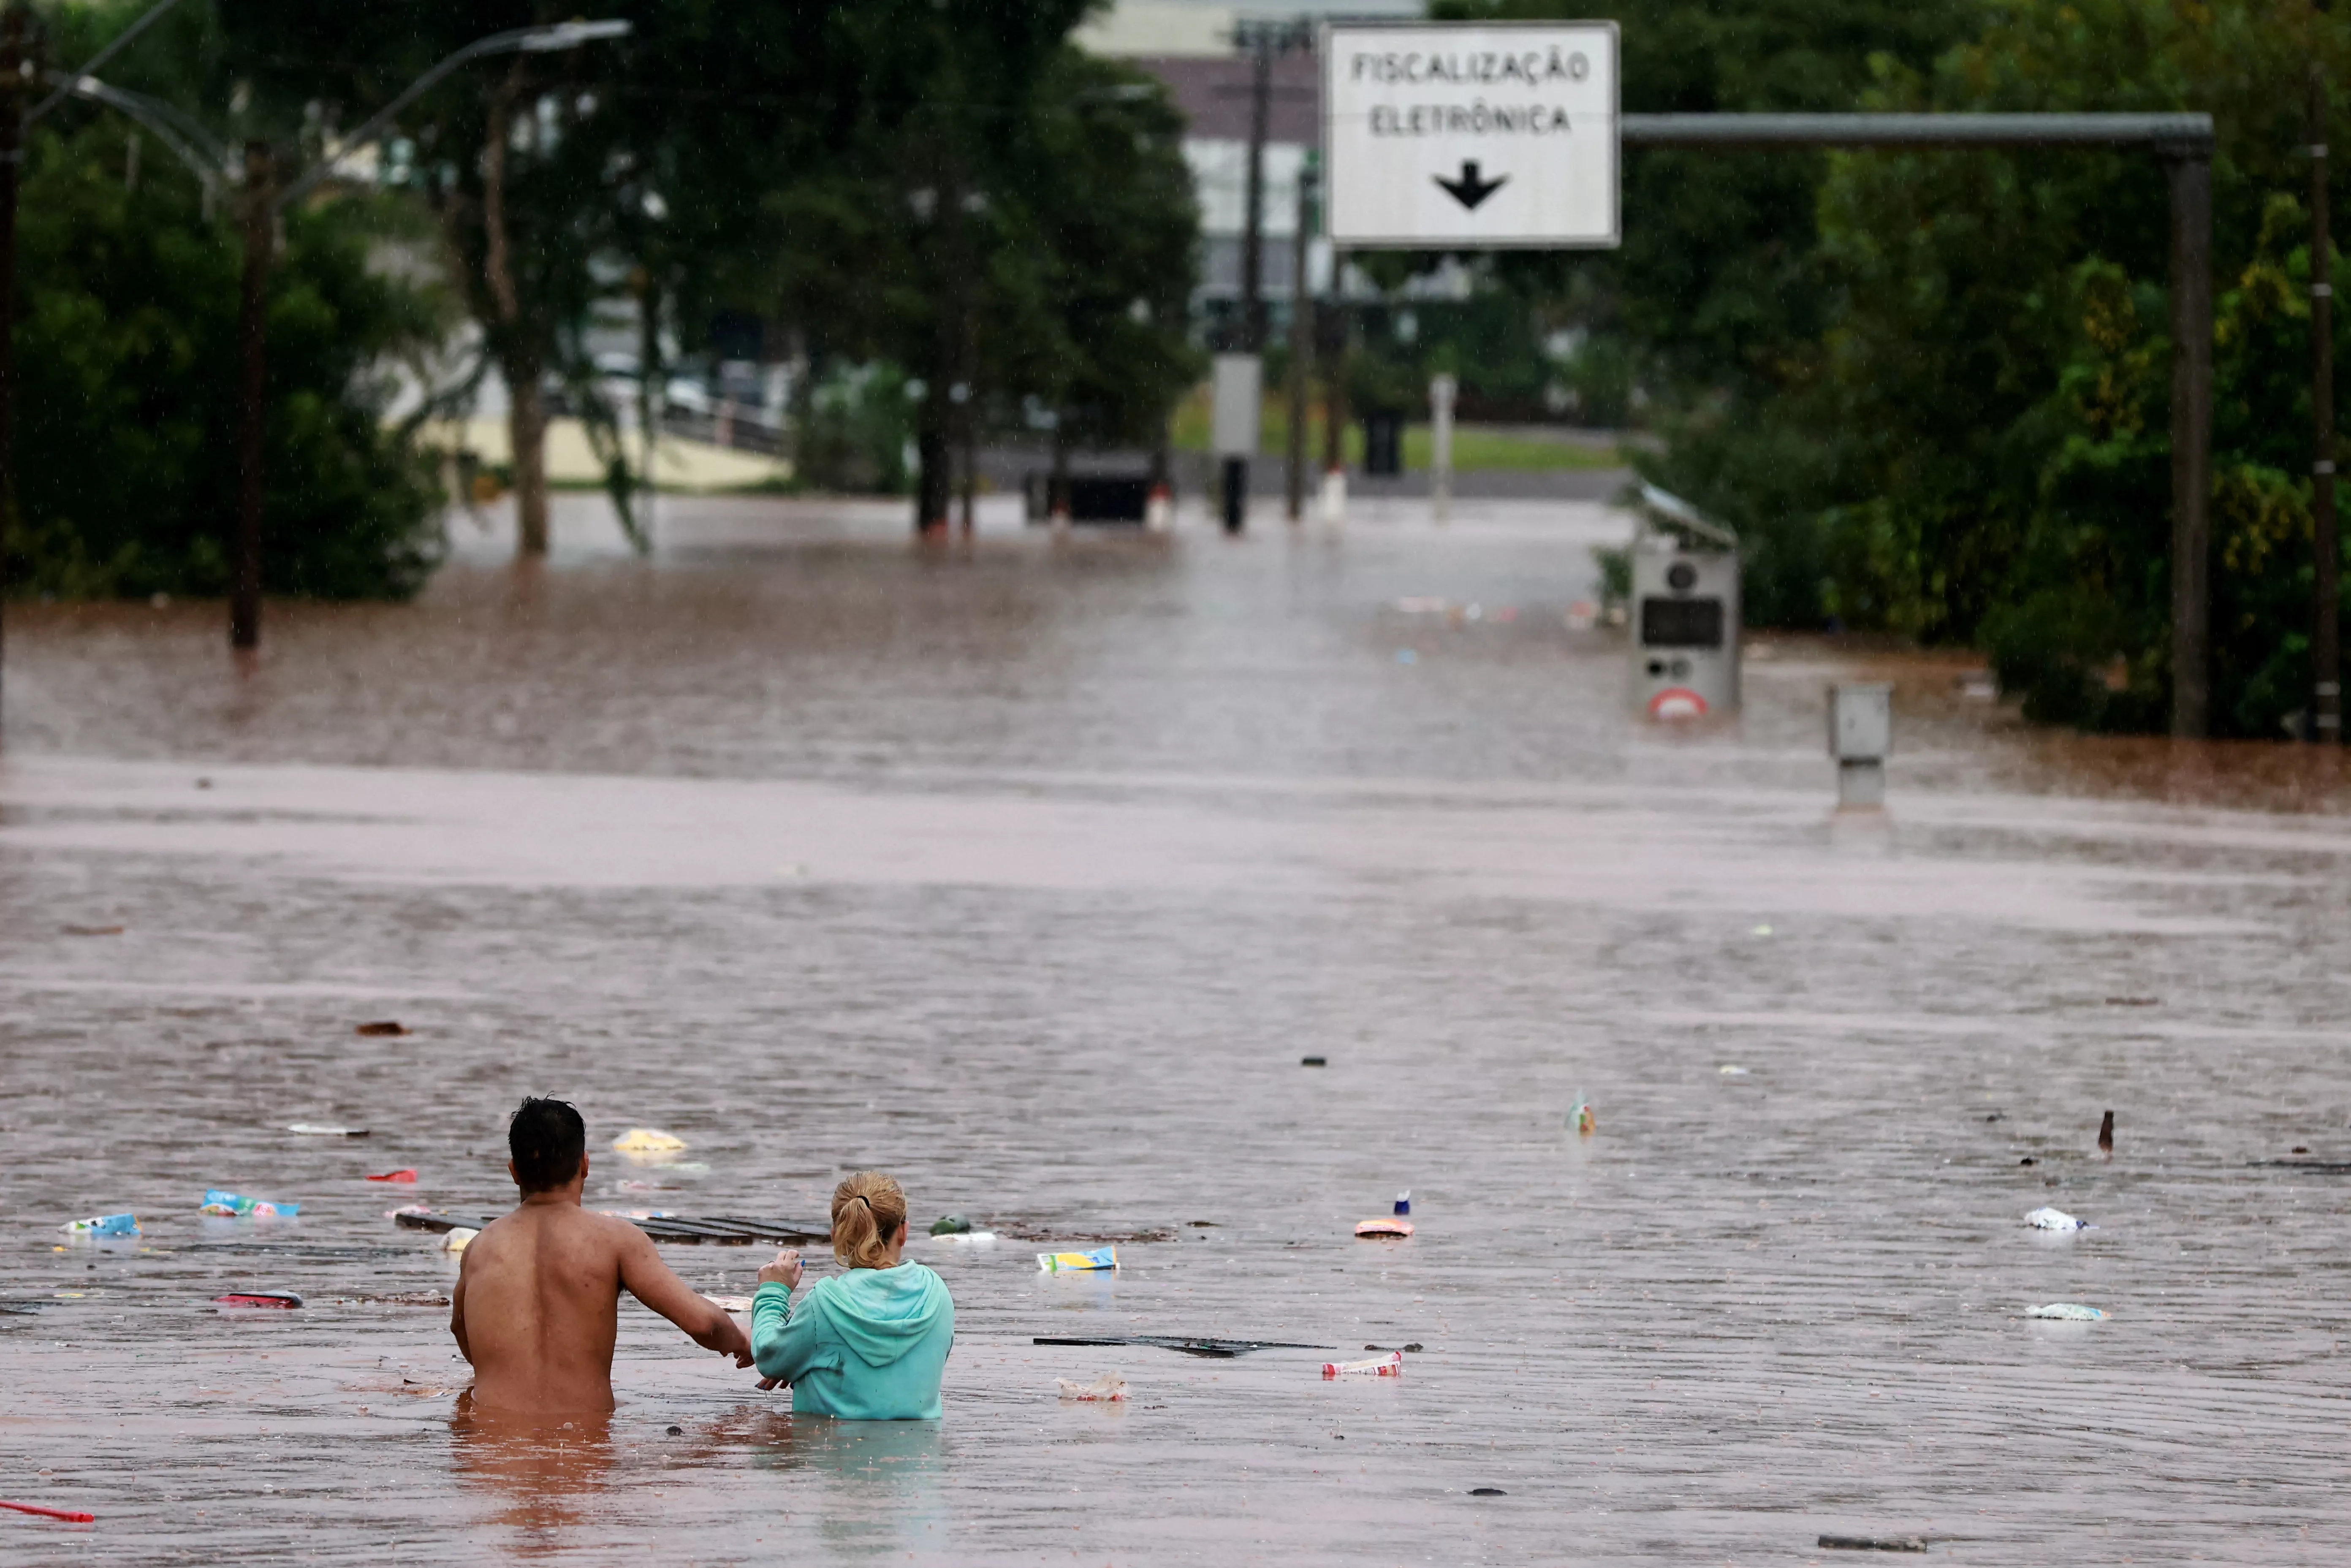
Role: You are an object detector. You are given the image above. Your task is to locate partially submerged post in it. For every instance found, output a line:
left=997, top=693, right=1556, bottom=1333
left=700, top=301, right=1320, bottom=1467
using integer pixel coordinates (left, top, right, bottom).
left=1428, top=372, right=1456, bottom=524
left=1829, top=682, right=1892, bottom=809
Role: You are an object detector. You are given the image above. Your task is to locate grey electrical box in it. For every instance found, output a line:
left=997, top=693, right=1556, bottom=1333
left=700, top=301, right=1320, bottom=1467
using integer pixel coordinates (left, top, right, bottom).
left=1828, top=683, right=1892, bottom=760
left=1629, top=485, right=1740, bottom=720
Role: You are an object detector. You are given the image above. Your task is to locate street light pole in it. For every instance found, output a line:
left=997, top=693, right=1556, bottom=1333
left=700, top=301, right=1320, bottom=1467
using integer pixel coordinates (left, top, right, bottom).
left=2311, top=65, right=2338, bottom=743
left=218, top=17, right=629, bottom=651
left=230, top=139, right=270, bottom=651
left=0, top=7, right=24, bottom=741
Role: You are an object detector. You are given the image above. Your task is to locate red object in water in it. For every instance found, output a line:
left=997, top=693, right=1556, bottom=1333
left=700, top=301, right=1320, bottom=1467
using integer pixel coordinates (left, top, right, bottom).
left=214, top=1292, right=302, bottom=1308
left=365, top=1169, right=418, bottom=1183
left=0, top=1500, right=96, bottom=1523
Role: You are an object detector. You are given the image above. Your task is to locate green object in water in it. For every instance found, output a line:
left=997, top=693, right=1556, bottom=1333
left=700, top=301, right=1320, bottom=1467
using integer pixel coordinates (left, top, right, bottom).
left=929, top=1214, right=971, bottom=1236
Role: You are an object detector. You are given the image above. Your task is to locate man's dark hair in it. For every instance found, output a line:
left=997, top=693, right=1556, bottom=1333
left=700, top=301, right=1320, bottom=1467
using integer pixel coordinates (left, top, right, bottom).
left=509, top=1096, right=587, bottom=1193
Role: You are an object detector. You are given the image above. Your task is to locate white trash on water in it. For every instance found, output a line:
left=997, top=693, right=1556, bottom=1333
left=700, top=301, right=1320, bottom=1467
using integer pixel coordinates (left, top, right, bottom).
left=2025, top=1206, right=2090, bottom=1231
left=2025, top=1302, right=2106, bottom=1321
left=1056, top=1374, right=1127, bottom=1402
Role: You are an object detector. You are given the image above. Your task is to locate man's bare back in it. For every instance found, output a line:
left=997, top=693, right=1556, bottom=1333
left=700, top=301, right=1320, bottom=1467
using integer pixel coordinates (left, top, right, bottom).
left=451, top=1137, right=750, bottom=1414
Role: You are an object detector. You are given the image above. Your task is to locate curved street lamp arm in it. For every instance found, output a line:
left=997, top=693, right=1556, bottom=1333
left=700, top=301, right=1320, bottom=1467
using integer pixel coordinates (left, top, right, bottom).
left=25, top=0, right=187, bottom=127
left=274, top=19, right=630, bottom=211
left=38, top=69, right=230, bottom=193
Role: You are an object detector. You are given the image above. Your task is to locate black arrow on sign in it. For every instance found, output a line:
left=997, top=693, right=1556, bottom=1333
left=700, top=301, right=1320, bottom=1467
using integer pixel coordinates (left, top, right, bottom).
left=1434, top=160, right=1507, bottom=211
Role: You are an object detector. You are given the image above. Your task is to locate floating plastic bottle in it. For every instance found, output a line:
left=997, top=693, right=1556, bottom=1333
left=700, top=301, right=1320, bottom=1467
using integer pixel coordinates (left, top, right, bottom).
left=1393, top=1190, right=1411, bottom=1216
left=1323, top=1351, right=1404, bottom=1378
left=1569, top=1093, right=1596, bottom=1135
left=200, top=1189, right=298, bottom=1218
left=2025, top=1302, right=2106, bottom=1321
left=59, top=1213, right=138, bottom=1237
left=1036, top=1246, right=1118, bottom=1273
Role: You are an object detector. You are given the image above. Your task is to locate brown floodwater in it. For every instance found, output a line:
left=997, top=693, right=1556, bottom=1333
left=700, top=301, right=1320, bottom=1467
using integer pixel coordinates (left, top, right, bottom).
left=4, top=493, right=2351, bottom=1565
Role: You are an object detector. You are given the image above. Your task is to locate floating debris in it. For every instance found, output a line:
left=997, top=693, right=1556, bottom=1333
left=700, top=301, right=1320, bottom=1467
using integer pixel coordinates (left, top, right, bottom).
left=215, top=1292, right=302, bottom=1309
left=929, top=1214, right=972, bottom=1236
left=2025, top=1302, right=2106, bottom=1321
left=353, top=1021, right=410, bottom=1037
left=200, top=1190, right=299, bottom=1218
left=1323, top=1351, right=1403, bottom=1378
left=394, top=1208, right=827, bottom=1246
left=2025, top=1207, right=2089, bottom=1232
left=1300, top=1055, right=1327, bottom=1067
left=60, top=924, right=124, bottom=937
left=365, top=1169, right=418, bottom=1184
left=611, top=1128, right=688, bottom=1155
left=288, top=1124, right=370, bottom=1137
left=1037, top=1246, right=1118, bottom=1273
left=1056, top=1374, right=1127, bottom=1402
left=59, top=1214, right=138, bottom=1237
left=1034, top=1335, right=1328, bottom=1358
left=1354, top=1218, right=1413, bottom=1238
left=1819, top=1535, right=1926, bottom=1552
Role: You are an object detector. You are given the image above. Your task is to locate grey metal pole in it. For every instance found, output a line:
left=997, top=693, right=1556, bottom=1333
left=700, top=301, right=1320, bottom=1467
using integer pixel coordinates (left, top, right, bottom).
left=230, top=139, right=270, bottom=652
left=1284, top=159, right=1313, bottom=521
left=2166, top=150, right=2213, bottom=738
left=2311, top=65, right=2339, bottom=743
left=1224, top=27, right=1273, bottom=535
left=1239, top=30, right=1270, bottom=355
left=0, top=8, right=22, bottom=742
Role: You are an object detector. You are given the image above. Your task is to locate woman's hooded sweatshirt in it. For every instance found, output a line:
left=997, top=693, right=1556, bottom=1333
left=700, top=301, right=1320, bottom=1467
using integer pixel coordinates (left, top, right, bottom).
left=750, top=1262, right=954, bottom=1419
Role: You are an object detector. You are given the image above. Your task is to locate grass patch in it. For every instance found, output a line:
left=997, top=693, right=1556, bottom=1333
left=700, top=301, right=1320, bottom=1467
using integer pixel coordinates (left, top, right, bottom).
left=1168, top=386, right=1623, bottom=472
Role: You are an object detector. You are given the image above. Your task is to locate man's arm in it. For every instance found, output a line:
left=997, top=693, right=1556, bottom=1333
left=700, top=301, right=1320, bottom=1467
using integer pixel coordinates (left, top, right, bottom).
left=615, top=1221, right=753, bottom=1366
left=449, top=1246, right=472, bottom=1365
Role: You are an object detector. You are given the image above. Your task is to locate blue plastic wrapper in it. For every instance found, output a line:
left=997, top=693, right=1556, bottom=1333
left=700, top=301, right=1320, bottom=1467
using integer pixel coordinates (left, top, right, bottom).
left=201, top=1188, right=299, bottom=1218
left=60, top=1213, right=139, bottom=1236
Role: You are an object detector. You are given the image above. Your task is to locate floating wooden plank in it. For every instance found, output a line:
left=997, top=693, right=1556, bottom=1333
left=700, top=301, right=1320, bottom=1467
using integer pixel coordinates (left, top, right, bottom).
left=392, top=1210, right=828, bottom=1245
left=1032, top=1335, right=1333, bottom=1358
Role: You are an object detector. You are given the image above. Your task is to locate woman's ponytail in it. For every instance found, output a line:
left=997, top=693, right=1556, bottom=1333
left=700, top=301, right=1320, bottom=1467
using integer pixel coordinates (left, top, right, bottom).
left=830, top=1171, right=908, bottom=1269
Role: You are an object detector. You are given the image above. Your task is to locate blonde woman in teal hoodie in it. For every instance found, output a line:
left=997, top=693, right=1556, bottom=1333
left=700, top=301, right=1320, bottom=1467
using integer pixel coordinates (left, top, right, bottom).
left=750, top=1171, right=954, bottom=1419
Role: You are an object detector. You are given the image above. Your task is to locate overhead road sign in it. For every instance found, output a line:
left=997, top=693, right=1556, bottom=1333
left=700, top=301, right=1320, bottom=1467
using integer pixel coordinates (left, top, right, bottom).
left=1323, top=22, right=1619, bottom=249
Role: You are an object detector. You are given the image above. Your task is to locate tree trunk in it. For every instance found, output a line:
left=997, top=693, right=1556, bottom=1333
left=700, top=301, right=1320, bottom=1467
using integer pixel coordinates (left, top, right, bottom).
left=915, top=401, right=950, bottom=534
left=505, top=345, right=549, bottom=556
left=482, top=68, right=547, bottom=557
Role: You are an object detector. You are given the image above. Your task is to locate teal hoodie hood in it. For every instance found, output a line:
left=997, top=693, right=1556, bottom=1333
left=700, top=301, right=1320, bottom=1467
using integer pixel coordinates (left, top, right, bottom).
left=751, top=1261, right=956, bottom=1420
left=806, top=1263, right=952, bottom=1367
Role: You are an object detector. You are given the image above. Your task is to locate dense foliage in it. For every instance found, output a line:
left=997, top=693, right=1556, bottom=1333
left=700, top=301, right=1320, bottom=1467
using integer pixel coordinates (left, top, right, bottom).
left=1448, top=0, right=2348, bottom=738
left=13, top=115, right=444, bottom=600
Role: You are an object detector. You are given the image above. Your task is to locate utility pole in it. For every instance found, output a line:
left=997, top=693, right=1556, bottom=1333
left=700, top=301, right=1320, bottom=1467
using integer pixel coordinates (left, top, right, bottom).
left=2312, top=64, right=2339, bottom=743
left=230, top=140, right=271, bottom=652
left=0, top=6, right=23, bottom=740
left=1284, top=155, right=1314, bottom=522
left=2165, top=147, right=2213, bottom=738
left=1221, top=23, right=1275, bottom=535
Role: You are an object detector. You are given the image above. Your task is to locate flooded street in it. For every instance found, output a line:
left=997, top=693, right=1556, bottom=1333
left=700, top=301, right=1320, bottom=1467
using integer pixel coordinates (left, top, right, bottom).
left=5, top=494, right=2351, bottom=1565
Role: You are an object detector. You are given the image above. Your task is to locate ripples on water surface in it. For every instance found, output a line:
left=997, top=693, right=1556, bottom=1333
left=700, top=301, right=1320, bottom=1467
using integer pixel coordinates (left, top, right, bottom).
left=3, top=495, right=2349, bottom=1564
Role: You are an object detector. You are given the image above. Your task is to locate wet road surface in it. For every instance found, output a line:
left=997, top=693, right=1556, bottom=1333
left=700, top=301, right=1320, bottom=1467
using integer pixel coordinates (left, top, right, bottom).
left=3, top=494, right=2351, bottom=1564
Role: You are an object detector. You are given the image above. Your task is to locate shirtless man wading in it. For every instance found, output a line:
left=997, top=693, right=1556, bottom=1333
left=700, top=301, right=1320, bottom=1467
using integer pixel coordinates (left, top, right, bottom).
left=451, top=1096, right=752, bottom=1413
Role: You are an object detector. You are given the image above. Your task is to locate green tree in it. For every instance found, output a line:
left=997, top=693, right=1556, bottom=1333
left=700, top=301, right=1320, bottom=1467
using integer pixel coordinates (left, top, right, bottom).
left=12, top=99, right=443, bottom=600
left=1746, top=0, right=2348, bottom=735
